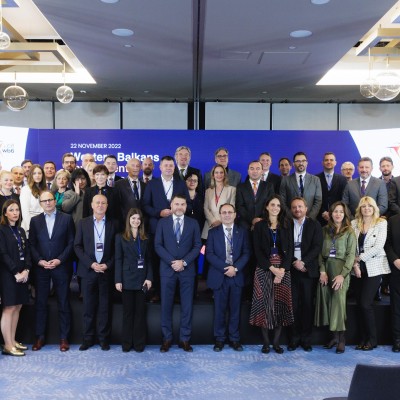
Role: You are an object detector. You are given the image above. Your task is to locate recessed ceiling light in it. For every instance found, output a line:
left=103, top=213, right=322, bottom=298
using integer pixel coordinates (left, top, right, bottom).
left=80, top=90, right=87, bottom=94
left=311, top=0, right=330, bottom=4
left=112, top=29, right=134, bottom=37
left=288, top=46, right=297, bottom=50
left=290, top=30, right=312, bottom=38
left=123, top=44, right=133, bottom=48
left=261, top=91, right=268, bottom=94
left=101, top=0, right=119, bottom=3
left=143, top=90, right=150, bottom=94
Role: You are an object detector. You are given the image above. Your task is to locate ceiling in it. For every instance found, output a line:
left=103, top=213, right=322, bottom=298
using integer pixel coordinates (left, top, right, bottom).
left=1, top=0, right=400, bottom=103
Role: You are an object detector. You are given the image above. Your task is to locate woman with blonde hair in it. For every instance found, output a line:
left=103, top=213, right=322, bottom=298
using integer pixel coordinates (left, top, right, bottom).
left=351, top=196, right=390, bottom=351
left=51, top=170, right=71, bottom=211
left=0, top=170, right=19, bottom=211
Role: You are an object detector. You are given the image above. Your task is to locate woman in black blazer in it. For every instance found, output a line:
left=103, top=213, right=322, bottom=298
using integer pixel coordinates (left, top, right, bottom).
left=115, top=208, right=152, bottom=352
left=0, top=199, right=31, bottom=356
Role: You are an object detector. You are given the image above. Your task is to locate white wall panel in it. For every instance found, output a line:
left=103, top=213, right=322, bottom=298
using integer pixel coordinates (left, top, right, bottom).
left=54, top=102, right=120, bottom=129
left=272, top=103, right=337, bottom=130
left=205, top=103, right=270, bottom=130
left=0, top=101, right=53, bottom=128
left=339, top=104, right=400, bottom=130
left=122, top=103, right=188, bottom=129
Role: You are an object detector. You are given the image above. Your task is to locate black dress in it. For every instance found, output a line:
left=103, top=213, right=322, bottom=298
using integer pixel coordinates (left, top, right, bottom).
left=0, top=224, right=31, bottom=306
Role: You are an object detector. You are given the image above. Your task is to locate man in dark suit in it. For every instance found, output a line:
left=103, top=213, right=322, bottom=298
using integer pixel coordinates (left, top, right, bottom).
left=259, top=152, right=281, bottom=193
left=206, top=203, right=250, bottom=352
left=389, top=175, right=400, bottom=216
left=29, top=191, right=75, bottom=352
left=114, top=157, right=146, bottom=229
left=154, top=194, right=201, bottom=353
left=204, top=147, right=241, bottom=189
left=173, top=146, right=203, bottom=194
left=379, top=156, right=397, bottom=219
left=141, top=157, right=155, bottom=183
left=280, top=152, right=322, bottom=220
left=385, top=213, right=400, bottom=352
left=104, top=154, right=122, bottom=187
left=288, top=197, right=322, bottom=352
left=316, top=152, right=348, bottom=226
left=74, top=194, right=116, bottom=351
left=342, top=157, right=388, bottom=217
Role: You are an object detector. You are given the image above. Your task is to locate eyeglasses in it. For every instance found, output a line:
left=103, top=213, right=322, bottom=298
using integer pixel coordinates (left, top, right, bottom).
left=220, top=211, right=235, bottom=215
left=216, top=154, right=228, bottom=158
left=294, top=159, right=307, bottom=164
left=341, top=168, right=354, bottom=171
left=187, top=179, right=198, bottom=183
left=40, top=199, right=55, bottom=203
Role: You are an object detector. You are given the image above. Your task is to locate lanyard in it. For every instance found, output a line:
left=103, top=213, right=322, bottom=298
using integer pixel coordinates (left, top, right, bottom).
left=9, top=225, right=24, bottom=255
left=165, top=181, right=173, bottom=198
left=215, top=186, right=224, bottom=206
left=269, top=228, right=277, bottom=248
left=294, top=220, right=305, bottom=243
left=330, top=228, right=337, bottom=248
left=136, top=236, right=142, bottom=259
left=93, top=219, right=105, bottom=241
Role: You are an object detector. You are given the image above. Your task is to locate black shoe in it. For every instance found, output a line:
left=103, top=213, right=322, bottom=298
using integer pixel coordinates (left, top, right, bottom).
left=79, top=341, right=93, bottom=351
left=302, top=344, right=312, bottom=352
left=355, top=342, right=365, bottom=350
left=178, top=341, right=193, bottom=352
left=134, top=346, right=145, bottom=353
left=261, top=344, right=270, bottom=354
left=160, top=340, right=172, bottom=353
left=287, top=342, right=298, bottom=351
left=213, top=341, right=224, bottom=352
left=229, top=341, right=243, bottom=352
left=392, top=343, right=400, bottom=353
left=100, top=342, right=110, bottom=351
left=272, top=345, right=284, bottom=354
left=362, top=342, right=376, bottom=351
left=122, top=346, right=130, bottom=353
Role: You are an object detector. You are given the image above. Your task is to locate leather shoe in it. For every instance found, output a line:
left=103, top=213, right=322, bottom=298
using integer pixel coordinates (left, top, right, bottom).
left=122, top=346, right=131, bottom=353
left=15, top=342, right=28, bottom=351
left=160, top=340, right=172, bottom=353
left=79, top=341, right=93, bottom=351
left=261, top=344, right=270, bottom=354
left=2, top=346, right=25, bottom=356
left=302, top=344, right=312, bottom=352
left=178, top=341, right=193, bottom=352
left=229, top=341, right=243, bottom=351
left=355, top=342, right=365, bottom=350
left=362, top=342, right=376, bottom=351
left=392, top=343, right=400, bottom=353
left=32, top=337, right=45, bottom=351
left=287, top=342, right=298, bottom=351
left=272, top=345, right=284, bottom=354
left=60, top=339, right=70, bottom=352
left=134, top=346, right=145, bottom=353
left=213, top=341, right=224, bottom=352
left=100, top=342, right=110, bottom=351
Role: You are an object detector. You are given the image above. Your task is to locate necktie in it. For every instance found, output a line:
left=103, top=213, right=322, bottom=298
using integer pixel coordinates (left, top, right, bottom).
left=252, top=181, right=257, bottom=196
left=145, top=177, right=149, bottom=183
left=179, top=168, right=185, bottom=179
left=361, top=180, right=366, bottom=195
left=47, top=182, right=52, bottom=190
left=108, top=177, right=114, bottom=187
left=326, top=174, right=332, bottom=190
left=14, top=186, right=20, bottom=195
left=132, top=180, right=139, bottom=200
left=226, top=227, right=233, bottom=265
left=175, top=218, right=181, bottom=242
left=299, top=175, right=304, bottom=197
left=262, top=173, right=266, bottom=181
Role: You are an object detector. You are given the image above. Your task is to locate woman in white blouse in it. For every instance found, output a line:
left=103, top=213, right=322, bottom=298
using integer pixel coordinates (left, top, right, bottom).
left=202, top=164, right=236, bottom=240
left=351, top=196, right=390, bottom=351
left=20, top=164, right=47, bottom=236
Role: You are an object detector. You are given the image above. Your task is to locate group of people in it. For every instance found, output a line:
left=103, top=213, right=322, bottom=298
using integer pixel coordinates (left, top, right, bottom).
left=0, top=146, right=400, bottom=358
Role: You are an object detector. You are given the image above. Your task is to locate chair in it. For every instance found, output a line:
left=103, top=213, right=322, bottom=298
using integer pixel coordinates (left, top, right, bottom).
left=323, top=363, right=400, bottom=400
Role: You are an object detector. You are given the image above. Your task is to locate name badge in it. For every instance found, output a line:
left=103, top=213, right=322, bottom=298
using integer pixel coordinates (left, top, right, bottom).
left=137, top=258, right=144, bottom=269
left=96, top=243, right=104, bottom=252
left=329, top=248, right=336, bottom=258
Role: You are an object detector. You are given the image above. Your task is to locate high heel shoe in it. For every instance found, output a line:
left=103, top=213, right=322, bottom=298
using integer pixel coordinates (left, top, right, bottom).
left=2, top=346, right=25, bottom=356
left=261, top=344, right=270, bottom=354
left=323, top=335, right=339, bottom=349
left=272, top=345, right=284, bottom=354
left=336, top=332, right=345, bottom=354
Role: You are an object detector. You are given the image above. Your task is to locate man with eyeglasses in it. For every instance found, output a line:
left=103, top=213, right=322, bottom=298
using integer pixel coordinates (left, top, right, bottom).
left=62, top=153, right=77, bottom=173
left=280, top=152, right=322, bottom=220
left=173, top=146, right=203, bottom=194
left=341, top=161, right=355, bottom=181
left=204, top=147, right=241, bottom=189
left=29, top=191, right=75, bottom=352
left=206, top=203, right=250, bottom=352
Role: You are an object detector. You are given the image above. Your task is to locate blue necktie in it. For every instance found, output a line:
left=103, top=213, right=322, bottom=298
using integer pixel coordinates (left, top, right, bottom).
left=175, top=218, right=181, bottom=242
left=299, top=175, right=304, bottom=197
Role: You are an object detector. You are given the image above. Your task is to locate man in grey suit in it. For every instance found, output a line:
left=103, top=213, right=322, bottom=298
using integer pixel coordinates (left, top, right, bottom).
left=280, top=152, right=322, bottom=220
left=204, top=147, right=241, bottom=189
left=342, top=157, right=388, bottom=217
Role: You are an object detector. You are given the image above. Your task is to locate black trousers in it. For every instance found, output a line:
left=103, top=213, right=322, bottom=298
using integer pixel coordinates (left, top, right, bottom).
left=121, top=289, right=146, bottom=349
left=353, top=273, right=382, bottom=346
left=390, top=270, right=400, bottom=344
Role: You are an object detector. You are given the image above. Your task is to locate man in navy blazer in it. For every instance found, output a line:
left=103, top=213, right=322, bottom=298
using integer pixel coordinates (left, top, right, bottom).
left=316, top=152, right=348, bottom=226
left=155, top=194, right=201, bottom=353
left=74, top=194, right=116, bottom=351
left=29, top=191, right=75, bottom=352
left=206, top=203, right=250, bottom=352
left=342, top=157, right=388, bottom=217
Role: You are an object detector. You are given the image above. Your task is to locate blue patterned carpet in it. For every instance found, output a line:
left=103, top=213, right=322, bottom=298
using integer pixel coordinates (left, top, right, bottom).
left=1, top=344, right=399, bottom=400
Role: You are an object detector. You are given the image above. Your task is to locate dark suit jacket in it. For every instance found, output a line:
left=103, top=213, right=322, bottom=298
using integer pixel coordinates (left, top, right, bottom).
left=316, top=172, right=348, bottom=225
left=206, top=224, right=250, bottom=289
left=235, top=180, right=274, bottom=230
left=253, top=219, right=293, bottom=271
left=74, top=216, right=116, bottom=278
left=280, top=173, right=322, bottom=220
left=142, top=178, right=191, bottom=234
left=385, top=214, right=400, bottom=275
left=291, top=217, right=323, bottom=278
left=82, top=185, right=115, bottom=219
left=204, top=167, right=242, bottom=189
left=29, top=211, right=75, bottom=268
left=342, top=176, right=388, bottom=217
left=154, top=215, right=201, bottom=278
left=115, top=234, right=153, bottom=290
left=388, top=176, right=400, bottom=217
left=265, top=172, right=282, bottom=194
left=173, top=165, right=203, bottom=194
left=113, top=177, right=146, bottom=229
